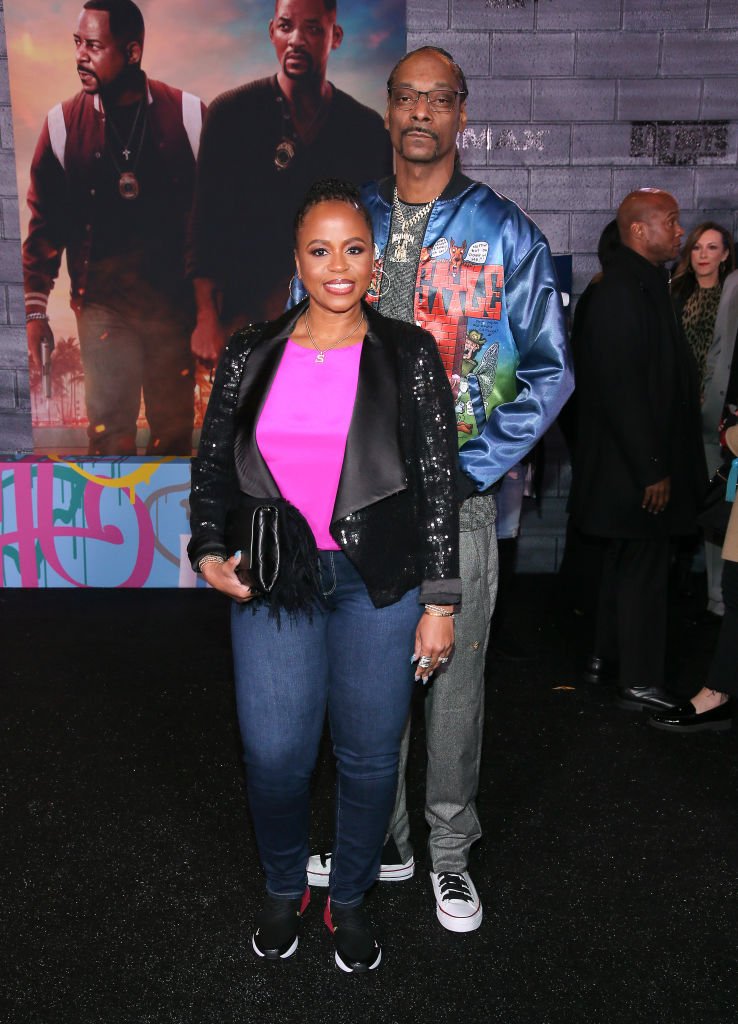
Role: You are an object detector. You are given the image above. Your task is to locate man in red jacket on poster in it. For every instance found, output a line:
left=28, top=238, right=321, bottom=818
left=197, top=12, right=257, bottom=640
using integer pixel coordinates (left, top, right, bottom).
left=23, top=0, right=205, bottom=455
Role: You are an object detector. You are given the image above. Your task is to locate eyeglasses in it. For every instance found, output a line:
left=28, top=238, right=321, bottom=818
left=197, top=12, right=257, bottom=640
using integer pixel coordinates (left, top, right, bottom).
left=388, top=87, right=467, bottom=113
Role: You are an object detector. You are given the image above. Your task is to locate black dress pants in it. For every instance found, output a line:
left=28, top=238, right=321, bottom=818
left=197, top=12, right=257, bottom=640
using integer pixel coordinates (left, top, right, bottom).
left=594, top=536, right=670, bottom=687
left=706, top=558, right=738, bottom=697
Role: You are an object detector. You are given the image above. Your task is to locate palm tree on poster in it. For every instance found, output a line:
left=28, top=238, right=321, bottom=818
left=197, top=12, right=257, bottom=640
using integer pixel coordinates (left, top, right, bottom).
left=50, top=337, right=86, bottom=425
left=28, top=356, right=47, bottom=424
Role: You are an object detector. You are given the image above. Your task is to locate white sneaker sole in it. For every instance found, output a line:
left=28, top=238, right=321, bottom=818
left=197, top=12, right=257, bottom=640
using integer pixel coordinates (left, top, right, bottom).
left=306, top=865, right=330, bottom=887
left=435, top=901, right=483, bottom=933
left=307, top=857, right=414, bottom=888
left=378, top=858, right=415, bottom=882
left=335, top=946, right=382, bottom=973
left=251, top=933, right=299, bottom=959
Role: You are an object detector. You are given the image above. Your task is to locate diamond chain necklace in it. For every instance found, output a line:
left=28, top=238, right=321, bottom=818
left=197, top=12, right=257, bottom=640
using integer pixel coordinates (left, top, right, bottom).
left=390, top=185, right=441, bottom=263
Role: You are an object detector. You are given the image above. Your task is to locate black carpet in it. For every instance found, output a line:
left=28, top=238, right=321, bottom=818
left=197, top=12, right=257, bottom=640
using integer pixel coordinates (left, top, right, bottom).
left=2, top=577, right=736, bottom=1024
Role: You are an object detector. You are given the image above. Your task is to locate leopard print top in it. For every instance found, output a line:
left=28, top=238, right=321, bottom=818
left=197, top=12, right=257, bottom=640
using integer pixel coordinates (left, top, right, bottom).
left=681, top=283, right=722, bottom=391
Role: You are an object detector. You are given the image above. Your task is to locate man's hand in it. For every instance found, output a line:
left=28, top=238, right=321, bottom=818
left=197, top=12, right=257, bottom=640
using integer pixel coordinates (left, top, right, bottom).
left=191, top=309, right=227, bottom=364
left=26, top=317, right=55, bottom=368
left=642, top=476, right=671, bottom=515
left=191, top=277, right=226, bottom=364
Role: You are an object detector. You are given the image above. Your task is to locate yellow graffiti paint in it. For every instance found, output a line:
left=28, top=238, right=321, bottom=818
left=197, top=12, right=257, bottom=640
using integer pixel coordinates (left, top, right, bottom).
left=48, top=457, right=175, bottom=502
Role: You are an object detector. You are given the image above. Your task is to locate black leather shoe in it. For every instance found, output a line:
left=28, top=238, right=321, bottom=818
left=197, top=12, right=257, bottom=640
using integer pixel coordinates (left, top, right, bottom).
left=649, top=699, right=732, bottom=733
left=616, top=686, right=681, bottom=712
left=582, top=655, right=616, bottom=684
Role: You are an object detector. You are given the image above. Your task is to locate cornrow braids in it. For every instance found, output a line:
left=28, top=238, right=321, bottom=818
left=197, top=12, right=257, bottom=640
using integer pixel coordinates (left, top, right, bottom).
left=386, top=46, right=468, bottom=99
left=294, top=178, right=374, bottom=241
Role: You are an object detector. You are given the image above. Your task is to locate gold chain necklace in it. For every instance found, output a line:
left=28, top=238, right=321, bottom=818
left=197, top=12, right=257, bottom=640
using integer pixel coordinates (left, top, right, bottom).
left=390, top=185, right=441, bottom=264
left=104, top=96, right=146, bottom=200
left=303, top=309, right=365, bottom=364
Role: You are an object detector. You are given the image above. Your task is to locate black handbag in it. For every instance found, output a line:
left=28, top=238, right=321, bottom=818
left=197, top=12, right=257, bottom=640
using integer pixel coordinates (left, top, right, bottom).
left=224, top=502, right=280, bottom=593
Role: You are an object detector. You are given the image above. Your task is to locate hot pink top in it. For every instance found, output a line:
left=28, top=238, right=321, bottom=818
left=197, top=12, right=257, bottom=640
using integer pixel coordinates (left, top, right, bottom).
left=255, top=339, right=363, bottom=550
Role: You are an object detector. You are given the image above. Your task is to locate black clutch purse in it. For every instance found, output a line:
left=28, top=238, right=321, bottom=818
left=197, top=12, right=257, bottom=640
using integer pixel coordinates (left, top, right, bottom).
left=224, top=501, right=280, bottom=593
left=224, top=495, right=322, bottom=614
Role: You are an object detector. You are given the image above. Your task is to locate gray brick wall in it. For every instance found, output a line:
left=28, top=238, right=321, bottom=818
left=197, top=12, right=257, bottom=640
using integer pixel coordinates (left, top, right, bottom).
left=407, top=0, right=738, bottom=287
left=408, top=0, right=738, bottom=570
left=0, top=1, right=30, bottom=455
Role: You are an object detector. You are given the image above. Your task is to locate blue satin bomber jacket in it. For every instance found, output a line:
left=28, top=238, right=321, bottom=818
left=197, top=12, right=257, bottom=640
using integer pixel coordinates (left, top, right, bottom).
left=361, top=172, right=574, bottom=496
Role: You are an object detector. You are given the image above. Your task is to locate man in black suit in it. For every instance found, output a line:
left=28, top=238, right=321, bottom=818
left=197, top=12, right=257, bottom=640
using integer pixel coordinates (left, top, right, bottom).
left=569, top=188, right=707, bottom=710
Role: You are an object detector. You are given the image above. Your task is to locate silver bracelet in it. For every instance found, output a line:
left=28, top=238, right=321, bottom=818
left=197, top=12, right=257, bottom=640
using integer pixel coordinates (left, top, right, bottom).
left=198, top=553, right=225, bottom=571
left=424, top=604, right=455, bottom=618
left=26, top=311, right=49, bottom=322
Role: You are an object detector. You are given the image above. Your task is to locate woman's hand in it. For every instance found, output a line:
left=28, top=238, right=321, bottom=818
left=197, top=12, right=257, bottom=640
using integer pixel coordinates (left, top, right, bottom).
left=200, top=553, right=255, bottom=603
left=413, top=609, right=455, bottom=683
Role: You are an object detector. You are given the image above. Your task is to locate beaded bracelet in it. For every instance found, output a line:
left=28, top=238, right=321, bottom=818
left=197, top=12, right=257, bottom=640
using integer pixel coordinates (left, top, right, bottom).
left=198, top=553, right=226, bottom=571
left=26, top=312, right=49, bottom=322
left=424, top=604, right=455, bottom=617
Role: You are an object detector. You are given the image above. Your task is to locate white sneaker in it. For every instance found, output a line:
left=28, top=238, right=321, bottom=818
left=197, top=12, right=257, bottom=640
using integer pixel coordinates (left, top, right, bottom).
left=430, top=870, right=483, bottom=932
left=306, top=851, right=332, bottom=887
left=307, top=838, right=415, bottom=888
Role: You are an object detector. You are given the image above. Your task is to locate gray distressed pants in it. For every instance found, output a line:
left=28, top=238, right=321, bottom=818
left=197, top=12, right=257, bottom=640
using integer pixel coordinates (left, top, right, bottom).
left=387, top=493, right=498, bottom=873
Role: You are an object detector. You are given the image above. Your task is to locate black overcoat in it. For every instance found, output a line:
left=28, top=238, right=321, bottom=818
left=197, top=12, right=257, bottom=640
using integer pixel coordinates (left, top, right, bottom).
left=569, top=246, right=706, bottom=538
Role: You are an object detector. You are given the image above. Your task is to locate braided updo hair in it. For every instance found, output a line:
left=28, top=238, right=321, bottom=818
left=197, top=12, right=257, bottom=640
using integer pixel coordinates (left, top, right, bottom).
left=293, top=179, right=374, bottom=242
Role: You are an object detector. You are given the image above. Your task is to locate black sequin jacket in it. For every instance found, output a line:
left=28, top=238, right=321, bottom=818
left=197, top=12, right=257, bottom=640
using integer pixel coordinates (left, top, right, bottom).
left=188, top=300, right=461, bottom=608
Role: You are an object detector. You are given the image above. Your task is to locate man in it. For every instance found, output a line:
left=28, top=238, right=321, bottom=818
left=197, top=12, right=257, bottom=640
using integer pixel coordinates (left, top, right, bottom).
left=306, top=46, right=573, bottom=932
left=189, top=0, right=393, bottom=363
left=570, top=189, right=706, bottom=711
left=24, top=0, right=205, bottom=455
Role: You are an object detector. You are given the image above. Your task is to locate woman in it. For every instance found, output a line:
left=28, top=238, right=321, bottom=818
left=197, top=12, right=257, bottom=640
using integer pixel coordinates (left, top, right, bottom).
left=671, top=222, right=736, bottom=616
left=188, top=180, right=460, bottom=973
left=649, top=417, right=738, bottom=733
left=671, top=221, right=735, bottom=394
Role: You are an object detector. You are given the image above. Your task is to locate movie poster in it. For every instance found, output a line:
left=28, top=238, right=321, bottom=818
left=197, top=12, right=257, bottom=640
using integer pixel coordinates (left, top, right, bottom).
left=5, top=0, right=404, bottom=455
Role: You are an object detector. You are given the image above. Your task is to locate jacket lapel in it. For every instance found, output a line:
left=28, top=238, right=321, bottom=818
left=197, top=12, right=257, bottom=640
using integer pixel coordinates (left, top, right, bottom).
left=233, top=303, right=306, bottom=497
left=232, top=301, right=407, bottom=517
left=333, top=308, right=407, bottom=522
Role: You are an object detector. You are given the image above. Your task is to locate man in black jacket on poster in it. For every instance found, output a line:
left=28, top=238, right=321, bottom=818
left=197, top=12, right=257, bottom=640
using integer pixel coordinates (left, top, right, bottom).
left=569, top=188, right=707, bottom=710
left=189, top=0, right=392, bottom=363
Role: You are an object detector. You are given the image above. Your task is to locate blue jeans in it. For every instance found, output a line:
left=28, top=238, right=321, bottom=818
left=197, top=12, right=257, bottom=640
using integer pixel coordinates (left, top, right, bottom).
left=231, top=550, right=420, bottom=906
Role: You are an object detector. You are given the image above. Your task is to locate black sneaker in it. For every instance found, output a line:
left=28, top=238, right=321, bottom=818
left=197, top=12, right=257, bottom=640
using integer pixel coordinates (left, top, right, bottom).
left=323, top=898, right=382, bottom=973
left=251, top=888, right=310, bottom=960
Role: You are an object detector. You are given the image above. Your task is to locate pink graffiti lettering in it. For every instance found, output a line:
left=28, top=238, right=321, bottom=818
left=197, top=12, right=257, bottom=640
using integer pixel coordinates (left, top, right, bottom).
left=1, top=462, right=156, bottom=588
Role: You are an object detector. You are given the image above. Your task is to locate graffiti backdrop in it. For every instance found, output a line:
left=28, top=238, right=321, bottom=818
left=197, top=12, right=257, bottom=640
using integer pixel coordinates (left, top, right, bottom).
left=1, top=458, right=196, bottom=587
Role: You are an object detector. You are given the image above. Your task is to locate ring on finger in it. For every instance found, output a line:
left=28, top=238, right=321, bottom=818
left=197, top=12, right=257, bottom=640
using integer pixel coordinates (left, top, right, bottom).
left=439, top=657, right=449, bottom=664
left=418, top=655, right=433, bottom=668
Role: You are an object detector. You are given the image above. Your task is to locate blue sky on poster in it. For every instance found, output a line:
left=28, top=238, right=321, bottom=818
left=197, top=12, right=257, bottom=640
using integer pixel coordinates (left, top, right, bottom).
left=7, top=0, right=405, bottom=132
